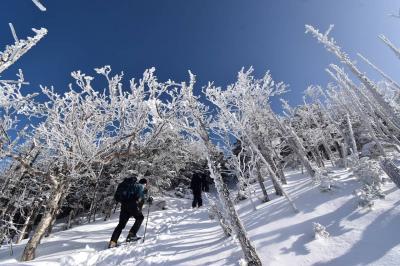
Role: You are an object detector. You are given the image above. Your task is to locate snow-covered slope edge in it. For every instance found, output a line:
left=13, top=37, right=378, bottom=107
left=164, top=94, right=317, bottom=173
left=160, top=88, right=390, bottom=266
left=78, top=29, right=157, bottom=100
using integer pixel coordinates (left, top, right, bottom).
left=1, top=168, right=399, bottom=266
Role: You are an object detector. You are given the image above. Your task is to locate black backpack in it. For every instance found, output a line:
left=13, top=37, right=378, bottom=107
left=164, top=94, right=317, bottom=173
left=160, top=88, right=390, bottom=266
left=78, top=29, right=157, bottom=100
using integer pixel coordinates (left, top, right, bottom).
left=114, top=178, right=140, bottom=203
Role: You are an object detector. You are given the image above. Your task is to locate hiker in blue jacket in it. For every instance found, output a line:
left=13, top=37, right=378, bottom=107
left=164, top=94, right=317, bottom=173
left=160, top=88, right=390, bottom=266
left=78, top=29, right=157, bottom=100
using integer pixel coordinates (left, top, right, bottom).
left=109, top=176, right=152, bottom=248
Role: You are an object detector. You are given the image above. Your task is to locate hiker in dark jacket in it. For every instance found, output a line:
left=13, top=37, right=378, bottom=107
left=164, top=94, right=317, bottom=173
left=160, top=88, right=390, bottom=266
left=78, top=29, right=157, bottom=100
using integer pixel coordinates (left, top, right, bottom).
left=190, top=171, right=208, bottom=208
left=109, top=177, right=151, bottom=248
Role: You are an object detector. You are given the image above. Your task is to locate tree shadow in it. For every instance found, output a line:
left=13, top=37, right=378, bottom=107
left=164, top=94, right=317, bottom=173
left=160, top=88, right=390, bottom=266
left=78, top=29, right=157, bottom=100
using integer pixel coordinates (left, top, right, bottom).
left=315, top=207, right=400, bottom=266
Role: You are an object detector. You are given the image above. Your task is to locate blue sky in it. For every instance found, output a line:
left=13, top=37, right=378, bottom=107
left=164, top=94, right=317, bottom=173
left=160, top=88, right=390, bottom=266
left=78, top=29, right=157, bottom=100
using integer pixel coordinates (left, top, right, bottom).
left=1, top=0, right=399, bottom=111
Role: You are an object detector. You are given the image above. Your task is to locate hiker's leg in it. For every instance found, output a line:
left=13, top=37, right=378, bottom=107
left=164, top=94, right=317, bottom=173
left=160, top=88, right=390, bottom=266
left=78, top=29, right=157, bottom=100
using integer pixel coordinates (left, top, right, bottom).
left=192, top=190, right=200, bottom=208
left=192, top=195, right=197, bottom=208
left=198, top=192, right=203, bottom=207
left=111, top=208, right=130, bottom=242
left=128, top=208, right=144, bottom=236
left=193, top=190, right=202, bottom=207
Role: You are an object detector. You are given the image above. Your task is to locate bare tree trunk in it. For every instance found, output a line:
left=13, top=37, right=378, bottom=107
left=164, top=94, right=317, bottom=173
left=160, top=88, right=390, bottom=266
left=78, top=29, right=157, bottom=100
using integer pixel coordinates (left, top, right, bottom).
left=207, top=157, right=262, bottom=266
left=311, top=149, right=323, bottom=168
left=103, top=200, right=113, bottom=221
left=368, top=125, right=386, bottom=156
left=270, top=145, right=288, bottom=185
left=22, top=206, right=42, bottom=245
left=346, top=113, right=358, bottom=159
left=268, top=108, right=316, bottom=178
left=261, top=142, right=288, bottom=185
left=87, top=166, right=104, bottom=223
left=322, top=141, right=335, bottom=167
left=340, top=142, right=348, bottom=169
left=203, top=193, right=232, bottom=237
left=265, top=151, right=287, bottom=187
left=246, top=136, right=298, bottom=213
left=66, top=209, right=75, bottom=230
left=316, top=148, right=326, bottom=168
left=92, top=204, right=98, bottom=223
left=259, top=150, right=283, bottom=195
left=288, top=135, right=316, bottom=178
left=17, top=217, right=31, bottom=244
left=269, top=171, right=283, bottom=196
left=256, top=163, right=270, bottom=202
left=380, top=158, right=400, bottom=189
left=113, top=202, right=118, bottom=214
left=212, top=206, right=233, bottom=237
left=0, top=199, right=20, bottom=246
left=21, top=180, right=66, bottom=261
left=208, top=201, right=232, bottom=237
left=45, top=217, right=56, bottom=238
left=16, top=204, right=38, bottom=244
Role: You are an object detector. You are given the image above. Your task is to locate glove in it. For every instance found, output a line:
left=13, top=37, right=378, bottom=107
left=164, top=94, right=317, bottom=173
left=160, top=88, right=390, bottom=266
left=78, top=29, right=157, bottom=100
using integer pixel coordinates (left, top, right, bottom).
left=147, top=196, right=153, bottom=205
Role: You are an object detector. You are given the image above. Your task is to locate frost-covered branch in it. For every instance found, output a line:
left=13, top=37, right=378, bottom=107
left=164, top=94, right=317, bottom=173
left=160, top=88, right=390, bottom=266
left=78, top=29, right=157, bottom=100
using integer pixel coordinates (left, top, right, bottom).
left=31, top=0, right=46, bottom=11
left=0, top=28, right=47, bottom=74
left=379, top=35, right=400, bottom=60
left=358, top=53, right=400, bottom=91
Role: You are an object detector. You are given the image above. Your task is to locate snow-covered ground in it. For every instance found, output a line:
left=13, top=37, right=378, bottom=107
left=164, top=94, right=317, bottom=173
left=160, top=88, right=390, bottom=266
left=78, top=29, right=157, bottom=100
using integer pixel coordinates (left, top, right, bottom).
left=1, top=167, right=399, bottom=266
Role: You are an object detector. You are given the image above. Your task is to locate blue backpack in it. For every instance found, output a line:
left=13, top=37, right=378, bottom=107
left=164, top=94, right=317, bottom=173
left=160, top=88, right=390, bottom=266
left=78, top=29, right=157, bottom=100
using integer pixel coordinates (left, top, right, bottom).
left=114, top=178, right=140, bottom=203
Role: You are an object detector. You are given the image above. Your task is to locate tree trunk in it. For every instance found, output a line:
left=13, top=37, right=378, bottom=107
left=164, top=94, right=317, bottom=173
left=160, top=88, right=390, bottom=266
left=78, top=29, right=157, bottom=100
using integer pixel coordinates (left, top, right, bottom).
left=246, top=136, right=298, bottom=213
left=264, top=151, right=287, bottom=187
left=311, top=149, right=324, bottom=168
left=204, top=193, right=232, bottom=237
left=206, top=157, right=262, bottom=266
left=288, top=136, right=316, bottom=177
left=268, top=108, right=316, bottom=178
left=212, top=205, right=233, bottom=237
left=322, top=141, right=335, bottom=167
left=340, top=142, right=348, bottom=169
left=270, top=172, right=283, bottom=196
left=45, top=217, right=56, bottom=238
left=380, top=158, right=400, bottom=189
left=87, top=166, right=103, bottom=223
left=103, top=200, right=113, bottom=221
left=319, top=150, right=326, bottom=168
left=256, top=163, right=270, bottom=202
left=261, top=142, right=287, bottom=185
left=346, top=113, right=358, bottom=159
left=0, top=201, right=19, bottom=246
left=22, top=206, right=42, bottom=245
left=260, top=151, right=283, bottom=195
left=16, top=206, right=36, bottom=244
left=66, top=209, right=75, bottom=230
left=21, top=180, right=66, bottom=261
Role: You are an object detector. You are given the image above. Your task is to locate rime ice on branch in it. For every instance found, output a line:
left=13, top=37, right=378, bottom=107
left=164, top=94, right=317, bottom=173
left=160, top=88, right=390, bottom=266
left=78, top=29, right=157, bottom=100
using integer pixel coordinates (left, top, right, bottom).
left=0, top=27, right=47, bottom=74
left=31, top=0, right=47, bottom=11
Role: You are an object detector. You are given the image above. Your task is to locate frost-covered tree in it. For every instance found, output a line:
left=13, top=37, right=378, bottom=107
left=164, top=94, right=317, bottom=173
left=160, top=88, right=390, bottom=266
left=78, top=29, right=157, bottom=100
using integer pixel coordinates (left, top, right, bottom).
left=203, top=68, right=298, bottom=213
left=153, top=70, right=264, bottom=266
left=306, top=25, right=400, bottom=131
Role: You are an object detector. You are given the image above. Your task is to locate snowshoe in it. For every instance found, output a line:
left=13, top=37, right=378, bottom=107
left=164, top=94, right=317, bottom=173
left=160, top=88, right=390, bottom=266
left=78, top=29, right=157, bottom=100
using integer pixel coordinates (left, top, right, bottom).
left=126, top=235, right=142, bottom=243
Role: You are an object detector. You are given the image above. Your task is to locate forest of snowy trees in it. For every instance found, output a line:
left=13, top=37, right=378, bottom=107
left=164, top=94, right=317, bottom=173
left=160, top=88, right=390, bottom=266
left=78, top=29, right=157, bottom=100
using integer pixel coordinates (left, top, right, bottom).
left=1, top=2, right=400, bottom=266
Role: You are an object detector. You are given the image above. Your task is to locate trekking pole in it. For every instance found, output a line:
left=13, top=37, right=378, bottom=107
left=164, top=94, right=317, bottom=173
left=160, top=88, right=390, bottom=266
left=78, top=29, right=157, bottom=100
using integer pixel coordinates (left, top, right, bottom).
left=142, top=197, right=151, bottom=243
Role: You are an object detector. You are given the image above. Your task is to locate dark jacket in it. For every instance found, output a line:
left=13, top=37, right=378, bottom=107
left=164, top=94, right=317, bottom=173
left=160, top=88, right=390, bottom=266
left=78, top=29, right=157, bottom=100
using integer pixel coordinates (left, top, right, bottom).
left=117, top=177, right=145, bottom=212
left=190, top=172, right=209, bottom=192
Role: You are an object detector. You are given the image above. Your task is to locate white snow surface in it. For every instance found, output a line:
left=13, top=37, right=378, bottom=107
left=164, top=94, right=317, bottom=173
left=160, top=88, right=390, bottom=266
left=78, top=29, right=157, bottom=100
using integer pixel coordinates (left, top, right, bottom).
left=1, top=168, right=400, bottom=265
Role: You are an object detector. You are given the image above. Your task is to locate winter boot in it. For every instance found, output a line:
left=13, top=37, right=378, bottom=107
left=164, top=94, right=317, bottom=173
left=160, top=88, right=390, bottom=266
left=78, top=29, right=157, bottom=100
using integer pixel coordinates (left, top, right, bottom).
left=108, top=240, right=117, bottom=248
left=126, top=233, right=141, bottom=242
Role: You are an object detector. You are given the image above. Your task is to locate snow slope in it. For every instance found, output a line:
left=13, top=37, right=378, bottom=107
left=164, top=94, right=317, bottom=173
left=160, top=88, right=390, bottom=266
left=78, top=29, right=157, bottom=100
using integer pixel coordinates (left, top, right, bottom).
left=1, top=167, right=399, bottom=266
